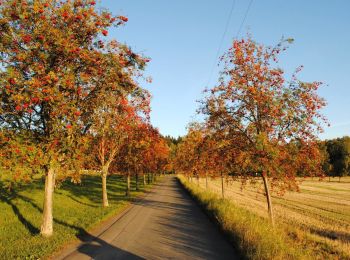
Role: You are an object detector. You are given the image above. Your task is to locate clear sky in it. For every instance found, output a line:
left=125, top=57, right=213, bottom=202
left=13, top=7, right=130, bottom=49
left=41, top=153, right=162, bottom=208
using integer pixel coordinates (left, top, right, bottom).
left=100, top=0, right=350, bottom=139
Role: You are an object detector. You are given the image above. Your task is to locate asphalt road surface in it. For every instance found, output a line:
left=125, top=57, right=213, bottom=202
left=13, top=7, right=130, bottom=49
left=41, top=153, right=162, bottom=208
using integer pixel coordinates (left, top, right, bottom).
left=57, top=176, right=238, bottom=260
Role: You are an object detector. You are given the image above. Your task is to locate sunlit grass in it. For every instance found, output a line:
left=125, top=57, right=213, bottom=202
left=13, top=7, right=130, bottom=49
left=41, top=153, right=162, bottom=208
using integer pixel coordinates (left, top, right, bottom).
left=178, top=175, right=350, bottom=259
left=0, top=174, right=152, bottom=259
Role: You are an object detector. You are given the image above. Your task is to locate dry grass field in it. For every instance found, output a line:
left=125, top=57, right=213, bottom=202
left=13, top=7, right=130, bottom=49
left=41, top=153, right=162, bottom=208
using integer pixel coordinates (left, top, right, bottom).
left=193, top=176, right=350, bottom=257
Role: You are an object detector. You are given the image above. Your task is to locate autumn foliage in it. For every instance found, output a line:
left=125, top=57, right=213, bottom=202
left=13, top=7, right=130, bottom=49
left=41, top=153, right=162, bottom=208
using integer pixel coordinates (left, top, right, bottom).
left=176, top=36, right=327, bottom=225
left=0, top=0, right=168, bottom=237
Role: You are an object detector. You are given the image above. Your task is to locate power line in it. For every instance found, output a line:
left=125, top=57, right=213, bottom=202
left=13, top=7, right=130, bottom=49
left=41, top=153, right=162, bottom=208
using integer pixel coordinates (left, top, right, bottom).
left=236, top=0, right=254, bottom=39
left=205, top=0, right=236, bottom=88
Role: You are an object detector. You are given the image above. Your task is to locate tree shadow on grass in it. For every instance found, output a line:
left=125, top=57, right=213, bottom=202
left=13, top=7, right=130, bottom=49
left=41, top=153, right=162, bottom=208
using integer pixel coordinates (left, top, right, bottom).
left=60, top=175, right=128, bottom=204
left=55, top=191, right=99, bottom=208
left=0, top=189, right=143, bottom=259
left=0, top=175, right=133, bottom=238
left=0, top=191, right=40, bottom=235
left=309, top=227, right=350, bottom=242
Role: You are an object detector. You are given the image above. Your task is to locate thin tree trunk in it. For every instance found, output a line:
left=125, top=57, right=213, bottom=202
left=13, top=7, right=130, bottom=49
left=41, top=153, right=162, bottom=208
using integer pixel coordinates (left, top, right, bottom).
left=101, top=166, right=109, bottom=207
left=205, top=174, right=208, bottom=189
left=221, top=174, right=224, bottom=199
left=197, top=175, right=199, bottom=186
left=147, top=173, right=151, bottom=184
left=262, top=173, right=275, bottom=226
left=125, top=173, right=131, bottom=196
left=136, top=173, right=139, bottom=191
left=40, top=166, right=55, bottom=237
left=143, top=173, right=146, bottom=186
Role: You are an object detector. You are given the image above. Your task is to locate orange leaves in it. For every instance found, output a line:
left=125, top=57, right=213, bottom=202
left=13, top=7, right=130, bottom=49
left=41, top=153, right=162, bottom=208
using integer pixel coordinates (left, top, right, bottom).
left=22, top=34, right=32, bottom=44
left=8, top=78, right=16, bottom=85
left=74, top=111, right=82, bottom=116
left=118, top=15, right=128, bottom=22
left=102, top=29, right=108, bottom=36
left=0, top=0, right=152, bottom=184
left=62, top=10, right=69, bottom=19
left=198, top=36, right=327, bottom=191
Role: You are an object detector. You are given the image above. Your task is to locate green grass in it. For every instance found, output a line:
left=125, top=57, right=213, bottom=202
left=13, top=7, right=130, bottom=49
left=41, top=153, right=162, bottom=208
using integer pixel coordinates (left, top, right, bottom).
left=177, top=175, right=349, bottom=260
left=0, top=174, right=153, bottom=259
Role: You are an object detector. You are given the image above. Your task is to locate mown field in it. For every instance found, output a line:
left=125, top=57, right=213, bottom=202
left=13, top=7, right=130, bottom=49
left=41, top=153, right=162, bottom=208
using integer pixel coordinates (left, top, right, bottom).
left=0, top=174, right=151, bottom=259
left=191, top=176, right=350, bottom=258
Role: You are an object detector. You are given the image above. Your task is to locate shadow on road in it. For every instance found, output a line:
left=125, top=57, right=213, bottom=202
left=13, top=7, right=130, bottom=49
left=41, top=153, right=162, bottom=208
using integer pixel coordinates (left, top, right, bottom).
left=132, top=177, right=235, bottom=260
left=73, top=233, right=144, bottom=260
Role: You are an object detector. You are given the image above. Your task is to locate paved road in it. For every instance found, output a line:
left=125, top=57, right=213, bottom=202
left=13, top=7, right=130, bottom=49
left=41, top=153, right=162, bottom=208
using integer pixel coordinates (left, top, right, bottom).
left=57, top=176, right=238, bottom=260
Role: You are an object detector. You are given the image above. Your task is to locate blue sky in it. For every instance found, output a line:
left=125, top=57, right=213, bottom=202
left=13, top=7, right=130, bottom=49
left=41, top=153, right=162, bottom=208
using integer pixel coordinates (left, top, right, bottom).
left=101, top=0, right=350, bottom=139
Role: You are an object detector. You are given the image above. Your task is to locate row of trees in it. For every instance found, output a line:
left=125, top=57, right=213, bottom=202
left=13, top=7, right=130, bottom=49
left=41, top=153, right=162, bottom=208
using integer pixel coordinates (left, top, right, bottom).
left=174, top=37, right=327, bottom=226
left=0, top=0, right=169, bottom=237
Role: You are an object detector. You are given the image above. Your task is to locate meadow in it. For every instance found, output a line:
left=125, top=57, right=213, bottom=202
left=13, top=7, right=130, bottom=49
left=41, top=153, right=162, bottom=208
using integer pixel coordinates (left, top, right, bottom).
left=179, top=175, right=350, bottom=259
left=0, top=174, right=151, bottom=259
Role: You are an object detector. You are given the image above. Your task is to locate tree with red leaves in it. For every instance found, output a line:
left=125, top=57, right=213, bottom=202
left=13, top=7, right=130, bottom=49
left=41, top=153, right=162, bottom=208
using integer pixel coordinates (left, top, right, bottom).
left=0, top=0, right=145, bottom=236
left=200, top=36, right=327, bottom=225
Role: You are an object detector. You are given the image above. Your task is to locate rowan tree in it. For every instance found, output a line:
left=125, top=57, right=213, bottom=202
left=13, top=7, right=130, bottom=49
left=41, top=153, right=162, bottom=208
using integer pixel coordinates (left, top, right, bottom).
left=201, top=36, right=327, bottom=225
left=113, top=120, right=152, bottom=195
left=142, top=128, right=170, bottom=181
left=89, top=94, right=143, bottom=206
left=0, top=0, right=145, bottom=236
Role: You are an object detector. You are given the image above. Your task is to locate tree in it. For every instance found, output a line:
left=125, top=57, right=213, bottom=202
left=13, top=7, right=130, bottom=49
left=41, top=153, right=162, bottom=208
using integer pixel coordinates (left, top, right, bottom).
left=174, top=126, right=204, bottom=184
left=0, top=0, right=138, bottom=236
left=200, top=36, right=327, bottom=225
left=326, top=137, right=350, bottom=181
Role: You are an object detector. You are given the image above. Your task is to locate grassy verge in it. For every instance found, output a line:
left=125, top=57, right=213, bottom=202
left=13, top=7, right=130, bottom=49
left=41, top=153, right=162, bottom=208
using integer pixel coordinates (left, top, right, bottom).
left=0, top=174, right=154, bottom=259
left=177, top=175, right=349, bottom=260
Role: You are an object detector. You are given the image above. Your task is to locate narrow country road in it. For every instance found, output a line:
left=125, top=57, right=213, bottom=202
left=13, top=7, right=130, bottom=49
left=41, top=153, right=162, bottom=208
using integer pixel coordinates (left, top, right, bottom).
left=56, top=176, right=238, bottom=260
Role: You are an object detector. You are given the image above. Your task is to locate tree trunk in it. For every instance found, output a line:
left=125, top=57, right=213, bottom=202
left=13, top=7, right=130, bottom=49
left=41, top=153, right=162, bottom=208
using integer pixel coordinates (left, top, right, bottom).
left=197, top=175, right=199, bottom=186
left=221, top=174, right=225, bottom=199
left=205, top=174, right=208, bottom=189
left=40, top=167, right=55, bottom=237
left=147, top=173, right=151, bottom=184
left=143, top=173, right=146, bottom=186
left=101, top=167, right=109, bottom=207
left=125, top=173, right=131, bottom=196
left=136, top=173, right=139, bottom=191
left=262, top=173, right=275, bottom=226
